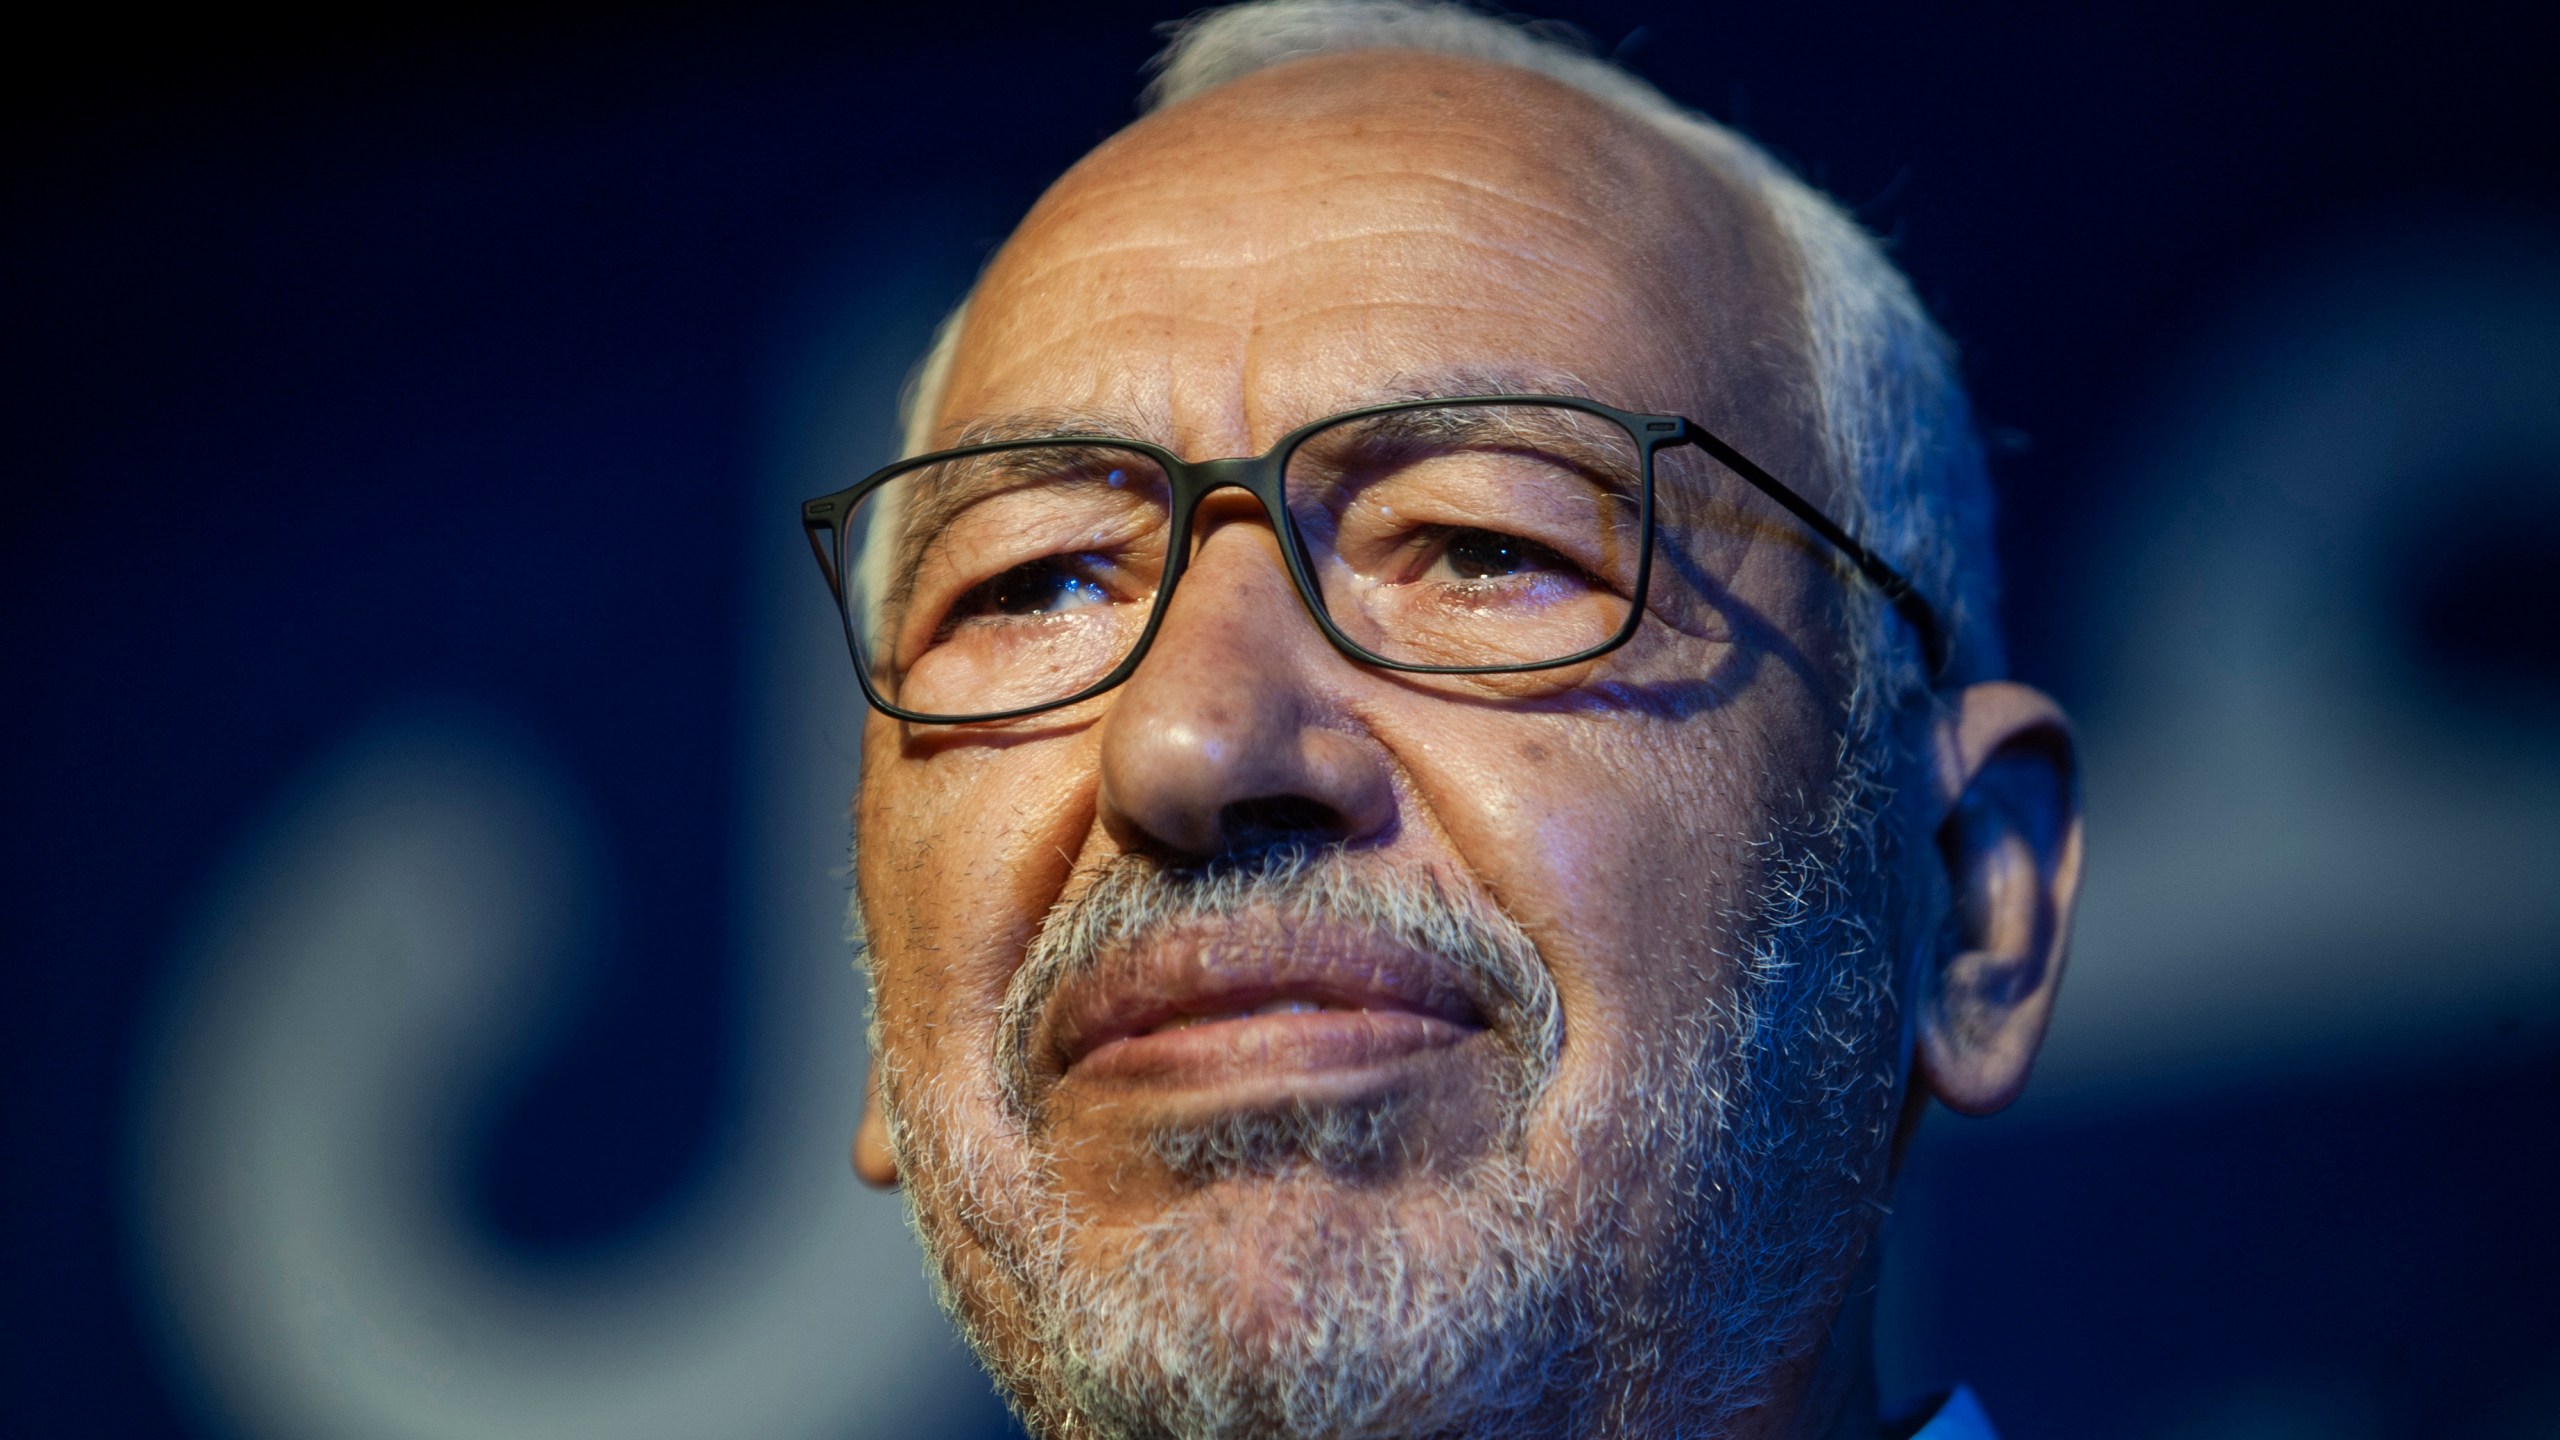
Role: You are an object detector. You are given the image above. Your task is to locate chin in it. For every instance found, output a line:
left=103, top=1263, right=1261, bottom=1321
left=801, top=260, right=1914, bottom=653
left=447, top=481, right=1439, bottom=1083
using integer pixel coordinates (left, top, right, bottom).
left=922, top=1123, right=1583, bottom=1440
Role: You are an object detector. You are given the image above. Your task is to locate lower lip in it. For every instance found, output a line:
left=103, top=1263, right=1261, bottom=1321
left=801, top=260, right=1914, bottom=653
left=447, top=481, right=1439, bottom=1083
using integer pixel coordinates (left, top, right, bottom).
left=1065, top=1008, right=1478, bottom=1090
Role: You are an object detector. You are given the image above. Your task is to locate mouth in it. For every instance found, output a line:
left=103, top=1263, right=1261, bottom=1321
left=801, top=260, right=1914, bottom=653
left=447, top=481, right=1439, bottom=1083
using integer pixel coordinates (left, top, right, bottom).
left=1037, top=927, right=1493, bottom=1096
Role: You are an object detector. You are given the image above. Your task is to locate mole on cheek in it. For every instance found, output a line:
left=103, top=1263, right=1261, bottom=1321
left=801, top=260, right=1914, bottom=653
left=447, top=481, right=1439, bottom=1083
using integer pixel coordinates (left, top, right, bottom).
left=1518, top=739, right=1550, bottom=765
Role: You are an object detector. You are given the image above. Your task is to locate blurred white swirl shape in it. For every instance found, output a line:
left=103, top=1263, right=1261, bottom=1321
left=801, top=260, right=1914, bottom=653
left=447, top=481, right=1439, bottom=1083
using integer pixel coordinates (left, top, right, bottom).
left=130, top=279, right=1006, bottom=1440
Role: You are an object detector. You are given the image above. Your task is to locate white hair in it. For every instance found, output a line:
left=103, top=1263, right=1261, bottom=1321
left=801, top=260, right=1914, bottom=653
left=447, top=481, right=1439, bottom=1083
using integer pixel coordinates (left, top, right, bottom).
left=895, top=0, right=2002, bottom=703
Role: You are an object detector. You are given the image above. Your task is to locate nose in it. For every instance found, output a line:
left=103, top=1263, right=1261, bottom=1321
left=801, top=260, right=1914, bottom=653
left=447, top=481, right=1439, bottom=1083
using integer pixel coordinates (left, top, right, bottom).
left=1096, top=513, right=1397, bottom=860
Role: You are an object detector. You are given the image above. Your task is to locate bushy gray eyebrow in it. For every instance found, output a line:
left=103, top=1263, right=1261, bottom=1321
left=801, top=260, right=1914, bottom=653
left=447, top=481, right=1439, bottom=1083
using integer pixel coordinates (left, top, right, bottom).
left=946, top=409, right=1157, bottom=447
left=1296, top=404, right=1644, bottom=499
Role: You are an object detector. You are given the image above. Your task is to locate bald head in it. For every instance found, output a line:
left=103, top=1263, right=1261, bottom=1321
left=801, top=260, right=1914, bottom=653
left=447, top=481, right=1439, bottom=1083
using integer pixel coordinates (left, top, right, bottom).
left=932, top=50, right=1826, bottom=500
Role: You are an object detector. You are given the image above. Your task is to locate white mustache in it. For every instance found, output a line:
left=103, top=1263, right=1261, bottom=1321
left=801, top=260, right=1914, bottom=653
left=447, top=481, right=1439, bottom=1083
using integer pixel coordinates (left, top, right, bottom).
left=993, top=843, right=1564, bottom=1126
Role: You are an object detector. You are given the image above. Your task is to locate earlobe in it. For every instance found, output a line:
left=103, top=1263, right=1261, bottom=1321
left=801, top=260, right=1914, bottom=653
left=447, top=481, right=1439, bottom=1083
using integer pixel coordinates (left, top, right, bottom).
left=1916, top=681, right=2084, bottom=1117
left=853, top=1059, right=901, bottom=1189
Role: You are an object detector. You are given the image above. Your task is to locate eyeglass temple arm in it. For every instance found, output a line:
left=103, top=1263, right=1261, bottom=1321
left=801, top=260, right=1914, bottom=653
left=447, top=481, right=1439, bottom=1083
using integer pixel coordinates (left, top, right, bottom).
left=1668, top=421, right=1953, bottom=679
left=801, top=501, right=846, bottom=608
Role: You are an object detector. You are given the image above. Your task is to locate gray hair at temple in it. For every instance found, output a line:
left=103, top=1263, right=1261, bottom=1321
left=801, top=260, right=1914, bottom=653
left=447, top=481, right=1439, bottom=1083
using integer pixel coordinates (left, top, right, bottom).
left=894, top=0, right=2003, bottom=709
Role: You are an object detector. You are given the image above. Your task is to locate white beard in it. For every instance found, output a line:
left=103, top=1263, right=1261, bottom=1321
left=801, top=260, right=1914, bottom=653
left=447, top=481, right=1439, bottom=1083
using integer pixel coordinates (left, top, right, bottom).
left=869, top=754, right=1908, bottom=1440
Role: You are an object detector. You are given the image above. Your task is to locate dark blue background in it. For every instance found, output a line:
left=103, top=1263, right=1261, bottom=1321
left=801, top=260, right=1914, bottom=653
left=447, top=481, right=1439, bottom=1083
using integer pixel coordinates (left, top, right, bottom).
left=5, top=3, right=2555, bottom=1437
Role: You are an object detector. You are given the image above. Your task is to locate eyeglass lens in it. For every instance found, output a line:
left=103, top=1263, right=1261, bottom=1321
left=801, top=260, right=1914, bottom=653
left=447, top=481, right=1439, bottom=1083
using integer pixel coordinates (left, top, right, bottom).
left=1284, top=403, right=1644, bottom=672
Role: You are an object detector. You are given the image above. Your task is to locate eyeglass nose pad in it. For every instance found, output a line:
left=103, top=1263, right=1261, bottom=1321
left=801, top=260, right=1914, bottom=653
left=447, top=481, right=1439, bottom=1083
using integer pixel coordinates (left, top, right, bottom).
left=1190, top=456, right=1258, bottom=483
left=1183, top=455, right=1264, bottom=499
left=1171, top=454, right=1289, bottom=545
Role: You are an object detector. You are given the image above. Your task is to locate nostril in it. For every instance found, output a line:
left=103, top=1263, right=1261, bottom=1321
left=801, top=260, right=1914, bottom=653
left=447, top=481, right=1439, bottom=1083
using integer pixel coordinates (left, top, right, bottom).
left=1217, top=796, right=1344, bottom=854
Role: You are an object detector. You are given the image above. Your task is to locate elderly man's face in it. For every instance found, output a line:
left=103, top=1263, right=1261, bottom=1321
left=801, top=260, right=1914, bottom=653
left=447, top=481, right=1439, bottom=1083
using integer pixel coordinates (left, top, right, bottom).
left=849, top=51, right=2044, bottom=1440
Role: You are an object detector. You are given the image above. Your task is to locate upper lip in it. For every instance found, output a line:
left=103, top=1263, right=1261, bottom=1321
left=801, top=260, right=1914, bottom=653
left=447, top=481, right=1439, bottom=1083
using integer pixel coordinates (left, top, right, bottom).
left=1035, top=915, right=1492, bottom=1080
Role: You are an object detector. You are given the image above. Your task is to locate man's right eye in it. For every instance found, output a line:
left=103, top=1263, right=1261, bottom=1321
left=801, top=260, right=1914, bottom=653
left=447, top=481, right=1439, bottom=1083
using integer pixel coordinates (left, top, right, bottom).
left=942, top=555, right=1113, bottom=628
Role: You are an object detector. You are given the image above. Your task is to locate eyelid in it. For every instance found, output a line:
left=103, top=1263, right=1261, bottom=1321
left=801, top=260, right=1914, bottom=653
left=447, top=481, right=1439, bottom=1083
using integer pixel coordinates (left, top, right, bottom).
left=1330, top=477, right=1638, bottom=594
left=935, top=553, right=1112, bottom=633
left=880, top=451, right=1163, bottom=618
left=896, top=507, right=1163, bottom=665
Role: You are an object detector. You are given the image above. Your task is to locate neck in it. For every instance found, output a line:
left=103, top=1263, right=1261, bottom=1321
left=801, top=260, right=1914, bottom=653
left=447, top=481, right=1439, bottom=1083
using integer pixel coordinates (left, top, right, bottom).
left=1748, top=1244, right=1884, bottom=1440
left=1583, top=1242, right=1885, bottom=1440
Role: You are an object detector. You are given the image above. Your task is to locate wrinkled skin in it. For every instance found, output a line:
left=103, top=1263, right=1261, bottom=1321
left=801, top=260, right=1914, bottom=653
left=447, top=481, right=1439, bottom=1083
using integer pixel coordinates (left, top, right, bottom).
left=849, top=51, right=2082, bottom=1440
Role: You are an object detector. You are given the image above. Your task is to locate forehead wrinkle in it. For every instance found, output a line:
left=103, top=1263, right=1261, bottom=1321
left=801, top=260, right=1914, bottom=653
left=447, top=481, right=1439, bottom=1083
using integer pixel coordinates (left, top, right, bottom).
left=1109, top=69, right=1661, bottom=189
left=1058, top=153, right=1643, bottom=229
left=1270, top=163, right=1660, bottom=240
left=958, top=306, right=1247, bottom=375
left=1016, top=126, right=1677, bottom=265
left=931, top=328, right=1189, bottom=445
left=1022, top=168, right=1652, bottom=276
left=992, top=217, right=1630, bottom=329
left=991, top=225, right=1620, bottom=310
left=1264, top=223, right=1625, bottom=285
left=963, top=302, right=1640, bottom=447
left=956, top=283, right=1674, bottom=453
left=965, top=219, right=1640, bottom=407
left=1243, top=300, right=1628, bottom=359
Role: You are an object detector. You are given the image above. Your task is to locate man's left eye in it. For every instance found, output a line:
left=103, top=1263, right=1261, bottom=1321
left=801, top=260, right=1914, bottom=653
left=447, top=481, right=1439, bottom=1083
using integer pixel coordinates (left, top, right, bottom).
left=1432, top=528, right=1579, bottom=582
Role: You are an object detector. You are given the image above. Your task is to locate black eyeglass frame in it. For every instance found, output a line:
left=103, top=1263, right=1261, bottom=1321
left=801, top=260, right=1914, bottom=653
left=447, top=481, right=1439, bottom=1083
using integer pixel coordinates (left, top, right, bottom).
left=800, top=393, right=1949, bottom=725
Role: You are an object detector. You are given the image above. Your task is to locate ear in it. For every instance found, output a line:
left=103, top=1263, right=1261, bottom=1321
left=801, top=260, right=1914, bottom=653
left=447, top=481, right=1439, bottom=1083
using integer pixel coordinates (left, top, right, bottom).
left=853, top=1059, right=900, bottom=1189
left=1916, top=680, right=2084, bottom=1116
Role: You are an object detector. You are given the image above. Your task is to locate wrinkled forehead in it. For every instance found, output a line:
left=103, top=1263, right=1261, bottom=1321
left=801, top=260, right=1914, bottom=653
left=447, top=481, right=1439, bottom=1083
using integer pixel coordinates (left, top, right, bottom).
left=934, top=50, right=1819, bottom=478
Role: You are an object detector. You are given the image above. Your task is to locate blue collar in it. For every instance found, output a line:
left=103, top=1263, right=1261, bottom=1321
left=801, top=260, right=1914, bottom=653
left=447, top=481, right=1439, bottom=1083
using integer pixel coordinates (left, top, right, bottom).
left=1898, top=1386, right=1999, bottom=1440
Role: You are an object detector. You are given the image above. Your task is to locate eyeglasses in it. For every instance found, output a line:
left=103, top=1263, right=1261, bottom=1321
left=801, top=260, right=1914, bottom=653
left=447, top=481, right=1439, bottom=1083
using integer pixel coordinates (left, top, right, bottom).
left=800, top=394, right=1947, bottom=724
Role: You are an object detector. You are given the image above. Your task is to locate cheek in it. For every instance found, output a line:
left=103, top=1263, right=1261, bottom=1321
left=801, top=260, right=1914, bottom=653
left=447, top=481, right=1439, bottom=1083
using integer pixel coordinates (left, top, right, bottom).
left=1417, top=712, right=1758, bottom=1054
left=858, top=720, right=1100, bottom=1069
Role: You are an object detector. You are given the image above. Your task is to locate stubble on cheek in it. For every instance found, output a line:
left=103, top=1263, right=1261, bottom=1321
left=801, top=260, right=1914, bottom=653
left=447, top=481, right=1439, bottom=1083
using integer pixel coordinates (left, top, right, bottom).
left=1440, top=700, right=1804, bottom=1290
left=883, top=1087, right=1064, bottom=1386
left=854, top=747, right=1082, bottom=1363
left=863, top=883, right=1070, bottom=1375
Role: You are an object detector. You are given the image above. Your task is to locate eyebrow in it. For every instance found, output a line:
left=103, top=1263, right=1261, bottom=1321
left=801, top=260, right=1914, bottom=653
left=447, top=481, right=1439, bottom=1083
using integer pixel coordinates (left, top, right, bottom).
left=1305, top=398, right=1646, bottom=500
left=943, top=408, right=1164, bottom=449
left=1360, top=363, right=1606, bottom=409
